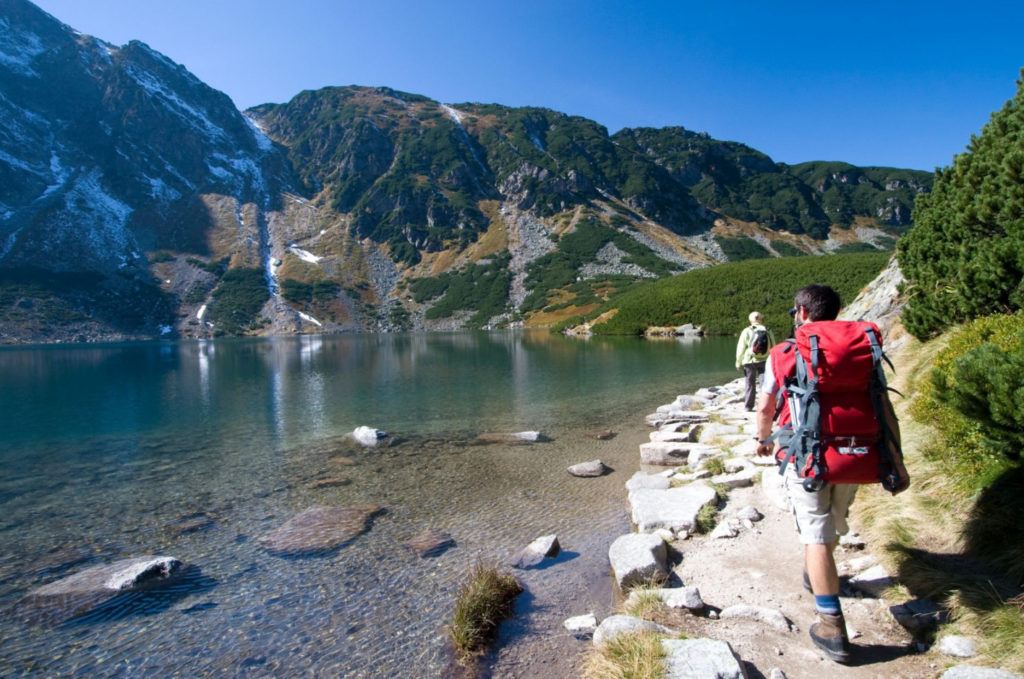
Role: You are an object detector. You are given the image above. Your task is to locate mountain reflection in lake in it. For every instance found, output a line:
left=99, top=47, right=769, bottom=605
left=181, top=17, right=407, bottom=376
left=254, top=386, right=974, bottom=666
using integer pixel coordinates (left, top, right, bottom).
left=0, top=331, right=735, bottom=677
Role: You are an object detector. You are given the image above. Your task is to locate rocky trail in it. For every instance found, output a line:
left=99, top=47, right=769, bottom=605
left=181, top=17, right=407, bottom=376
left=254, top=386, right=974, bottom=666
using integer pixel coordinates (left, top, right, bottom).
left=490, top=377, right=1015, bottom=679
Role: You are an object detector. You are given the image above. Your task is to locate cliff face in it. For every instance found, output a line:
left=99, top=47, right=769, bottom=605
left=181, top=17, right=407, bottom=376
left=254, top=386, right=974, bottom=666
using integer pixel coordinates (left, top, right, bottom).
left=0, top=0, right=933, bottom=343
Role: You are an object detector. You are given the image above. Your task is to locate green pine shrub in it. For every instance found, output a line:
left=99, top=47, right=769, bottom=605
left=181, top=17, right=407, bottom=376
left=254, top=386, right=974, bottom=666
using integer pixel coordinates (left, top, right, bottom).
left=898, top=69, right=1024, bottom=340
left=910, top=312, right=1024, bottom=580
left=911, top=313, right=1024, bottom=488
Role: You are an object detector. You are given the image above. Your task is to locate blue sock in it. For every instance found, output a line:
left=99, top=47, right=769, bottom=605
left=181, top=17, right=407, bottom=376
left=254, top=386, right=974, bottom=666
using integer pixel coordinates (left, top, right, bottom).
left=814, top=594, right=841, bottom=615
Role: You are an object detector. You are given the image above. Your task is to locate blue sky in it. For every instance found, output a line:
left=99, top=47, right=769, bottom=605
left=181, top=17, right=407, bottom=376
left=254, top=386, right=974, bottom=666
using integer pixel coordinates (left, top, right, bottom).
left=30, top=0, right=1024, bottom=171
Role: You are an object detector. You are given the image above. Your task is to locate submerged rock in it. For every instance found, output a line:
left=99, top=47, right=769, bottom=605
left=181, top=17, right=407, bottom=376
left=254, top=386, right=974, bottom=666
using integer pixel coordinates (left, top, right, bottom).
left=259, top=505, right=383, bottom=556
left=404, top=529, right=455, bottom=558
left=167, top=512, right=215, bottom=535
left=13, top=556, right=189, bottom=625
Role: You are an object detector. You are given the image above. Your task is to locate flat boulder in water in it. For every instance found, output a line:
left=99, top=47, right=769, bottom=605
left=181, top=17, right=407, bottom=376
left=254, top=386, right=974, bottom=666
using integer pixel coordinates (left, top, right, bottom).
left=404, top=529, right=455, bottom=558
left=13, top=556, right=187, bottom=625
left=259, top=505, right=383, bottom=556
left=473, top=431, right=546, bottom=445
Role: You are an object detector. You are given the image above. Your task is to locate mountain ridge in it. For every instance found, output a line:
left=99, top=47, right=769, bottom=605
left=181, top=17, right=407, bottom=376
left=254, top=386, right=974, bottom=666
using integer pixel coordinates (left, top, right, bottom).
left=0, top=0, right=933, bottom=343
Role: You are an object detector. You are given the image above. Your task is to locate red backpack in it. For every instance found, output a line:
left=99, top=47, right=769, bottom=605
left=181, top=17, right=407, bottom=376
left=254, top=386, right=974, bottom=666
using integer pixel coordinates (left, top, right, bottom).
left=771, top=320, right=908, bottom=493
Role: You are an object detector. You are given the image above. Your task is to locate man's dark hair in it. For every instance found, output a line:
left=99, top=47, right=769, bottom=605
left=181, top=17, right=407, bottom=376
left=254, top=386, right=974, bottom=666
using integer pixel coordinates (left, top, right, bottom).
left=794, top=284, right=841, bottom=321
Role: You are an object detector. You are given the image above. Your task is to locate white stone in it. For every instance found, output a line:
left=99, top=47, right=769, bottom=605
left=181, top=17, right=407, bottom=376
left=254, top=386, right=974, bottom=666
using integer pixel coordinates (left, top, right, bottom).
left=938, top=635, right=978, bottom=658
left=351, top=425, right=388, bottom=446
left=593, top=614, right=674, bottom=647
left=662, top=638, right=746, bottom=679
left=710, top=521, right=739, bottom=539
left=563, top=613, right=597, bottom=634
left=736, top=506, right=764, bottom=522
left=567, top=460, right=608, bottom=477
left=625, top=471, right=671, bottom=492
left=719, top=604, right=792, bottom=632
left=711, top=466, right=760, bottom=489
left=629, top=482, right=718, bottom=534
left=849, top=564, right=894, bottom=596
left=608, top=533, right=668, bottom=590
left=659, top=586, right=704, bottom=610
left=640, top=441, right=692, bottom=465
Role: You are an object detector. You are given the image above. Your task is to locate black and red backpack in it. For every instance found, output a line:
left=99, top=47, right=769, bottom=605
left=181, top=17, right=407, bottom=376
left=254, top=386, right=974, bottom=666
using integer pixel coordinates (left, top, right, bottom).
left=770, top=320, right=909, bottom=493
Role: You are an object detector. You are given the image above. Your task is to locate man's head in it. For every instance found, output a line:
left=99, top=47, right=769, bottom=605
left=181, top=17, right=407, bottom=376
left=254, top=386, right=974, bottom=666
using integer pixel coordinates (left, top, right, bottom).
left=748, top=311, right=762, bottom=325
left=794, top=284, right=841, bottom=322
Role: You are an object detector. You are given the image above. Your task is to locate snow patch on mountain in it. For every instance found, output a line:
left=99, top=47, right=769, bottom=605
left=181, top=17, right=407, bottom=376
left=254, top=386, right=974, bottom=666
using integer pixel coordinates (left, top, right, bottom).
left=61, top=169, right=134, bottom=256
left=243, top=114, right=274, bottom=152
left=143, top=174, right=182, bottom=201
left=0, top=147, right=42, bottom=176
left=298, top=311, right=323, bottom=327
left=288, top=246, right=322, bottom=264
left=124, top=63, right=227, bottom=142
left=0, top=17, right=45, bottom=77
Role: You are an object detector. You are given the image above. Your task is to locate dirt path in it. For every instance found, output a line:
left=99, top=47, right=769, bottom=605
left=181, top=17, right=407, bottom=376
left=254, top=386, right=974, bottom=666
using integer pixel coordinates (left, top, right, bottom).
left=669, top=481, right=937, bottom=678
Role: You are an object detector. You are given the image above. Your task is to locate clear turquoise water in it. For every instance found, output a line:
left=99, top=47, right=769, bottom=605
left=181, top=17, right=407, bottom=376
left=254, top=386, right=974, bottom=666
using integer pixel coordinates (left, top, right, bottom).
left=0, top=331, right=735, bottom=677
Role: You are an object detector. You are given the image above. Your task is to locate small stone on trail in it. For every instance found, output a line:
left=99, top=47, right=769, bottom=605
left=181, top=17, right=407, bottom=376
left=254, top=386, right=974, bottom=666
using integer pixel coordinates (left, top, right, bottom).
left=719, top=604, right=792, bottom=632
left=938, top=635, right=978, bottom=658
left=564, top=613, right=597, bottom=636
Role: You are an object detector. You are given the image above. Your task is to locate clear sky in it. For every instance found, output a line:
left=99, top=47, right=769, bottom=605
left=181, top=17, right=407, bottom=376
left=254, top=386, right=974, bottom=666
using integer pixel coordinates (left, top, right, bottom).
left=28, top=0, right=1024, bottom=171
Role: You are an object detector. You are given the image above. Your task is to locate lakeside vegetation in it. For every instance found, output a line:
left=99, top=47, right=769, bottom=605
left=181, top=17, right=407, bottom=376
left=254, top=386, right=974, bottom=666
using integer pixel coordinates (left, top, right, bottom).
left=559, top=251, right=890, bottom=336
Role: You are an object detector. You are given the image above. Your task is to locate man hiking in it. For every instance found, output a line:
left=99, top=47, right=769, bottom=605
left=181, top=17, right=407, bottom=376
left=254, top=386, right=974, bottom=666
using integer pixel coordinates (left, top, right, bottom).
left=754, top=283, right=908, bottom=663
left=735, top=311, right=774, bottom=411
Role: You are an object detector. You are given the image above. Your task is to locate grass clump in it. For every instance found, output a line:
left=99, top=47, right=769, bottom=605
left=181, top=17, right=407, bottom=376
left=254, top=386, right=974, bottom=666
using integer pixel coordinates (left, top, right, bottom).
left=624, top=587, right=664, bottom=620
left=584, top=631, right=667, bottom=679
left=695, top=504, right=718, bottom=534
left=449, top=563, right=522, bottom=665
left=701, top=457, right=726, bottom=476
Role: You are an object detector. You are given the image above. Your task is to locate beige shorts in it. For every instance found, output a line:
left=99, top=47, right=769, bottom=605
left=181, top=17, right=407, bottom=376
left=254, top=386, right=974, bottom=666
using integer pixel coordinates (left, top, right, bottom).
left=784, top=467, right=859, bottom=545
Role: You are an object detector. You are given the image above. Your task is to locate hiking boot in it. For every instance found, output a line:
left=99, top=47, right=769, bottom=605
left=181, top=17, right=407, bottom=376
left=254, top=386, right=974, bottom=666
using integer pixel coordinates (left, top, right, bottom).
left=809, top=612, right=851, bottom=663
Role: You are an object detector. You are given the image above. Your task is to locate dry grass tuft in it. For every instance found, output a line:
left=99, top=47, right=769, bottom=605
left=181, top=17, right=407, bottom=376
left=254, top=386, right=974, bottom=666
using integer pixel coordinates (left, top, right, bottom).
left=583, top=631, right=667, bottom=679
left=449, top=563, right=523, bottom=666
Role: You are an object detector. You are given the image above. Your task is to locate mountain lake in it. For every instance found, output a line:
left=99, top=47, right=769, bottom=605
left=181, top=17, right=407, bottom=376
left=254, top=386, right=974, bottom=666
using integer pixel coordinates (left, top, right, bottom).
left=0, top=331, right=737, bottom=677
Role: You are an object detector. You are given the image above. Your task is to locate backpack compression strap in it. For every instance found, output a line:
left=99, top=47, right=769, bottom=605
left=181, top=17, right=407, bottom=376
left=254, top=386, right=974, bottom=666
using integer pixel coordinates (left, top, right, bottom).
left=864, top=327, right=904, bottom=491
left=774, top=334, right=827, bottom=491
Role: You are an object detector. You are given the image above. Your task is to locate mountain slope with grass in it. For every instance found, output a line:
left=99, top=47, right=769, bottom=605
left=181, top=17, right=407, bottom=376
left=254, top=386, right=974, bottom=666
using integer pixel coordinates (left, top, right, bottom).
left=0, top=0, right=932, bottom=343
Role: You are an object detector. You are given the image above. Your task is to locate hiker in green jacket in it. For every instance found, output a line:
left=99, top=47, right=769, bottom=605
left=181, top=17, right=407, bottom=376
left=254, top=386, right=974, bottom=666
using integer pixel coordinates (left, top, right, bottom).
left=735, top=311, right=774, bottom=411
